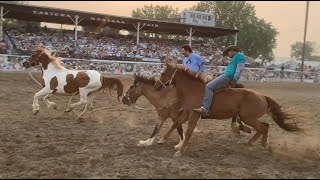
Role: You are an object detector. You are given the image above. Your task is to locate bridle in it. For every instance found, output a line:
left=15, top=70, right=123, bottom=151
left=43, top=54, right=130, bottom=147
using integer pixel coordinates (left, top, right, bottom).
left=156, top=69, right=178, bottom=88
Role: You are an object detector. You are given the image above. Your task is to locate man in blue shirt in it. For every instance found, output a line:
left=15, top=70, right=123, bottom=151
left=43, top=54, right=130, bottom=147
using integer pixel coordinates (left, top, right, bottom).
left=194, top=46, right=246, bottom=115
left=180, top=45, right=205, bottom=77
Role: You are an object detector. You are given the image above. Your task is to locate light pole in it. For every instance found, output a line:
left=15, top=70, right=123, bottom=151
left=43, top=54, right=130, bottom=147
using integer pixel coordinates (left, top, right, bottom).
left=300, top=1, right=310, bottom=82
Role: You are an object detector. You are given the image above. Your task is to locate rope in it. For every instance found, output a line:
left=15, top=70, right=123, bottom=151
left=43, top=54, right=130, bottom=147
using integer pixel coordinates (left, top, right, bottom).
left=27, top=70, right=43, bottom=88
left=72, top=106, right=110, bottom=119
left=132, top=99, right=181, bottom=112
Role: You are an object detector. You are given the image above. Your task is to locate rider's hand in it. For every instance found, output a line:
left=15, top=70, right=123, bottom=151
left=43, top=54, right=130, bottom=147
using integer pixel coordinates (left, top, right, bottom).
left=230, top=79, right=237, bottom=85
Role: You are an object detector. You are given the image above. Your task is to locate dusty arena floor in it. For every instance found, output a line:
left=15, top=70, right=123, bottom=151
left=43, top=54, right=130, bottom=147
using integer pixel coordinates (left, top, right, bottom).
left=0, top=72, right=319, bottom=178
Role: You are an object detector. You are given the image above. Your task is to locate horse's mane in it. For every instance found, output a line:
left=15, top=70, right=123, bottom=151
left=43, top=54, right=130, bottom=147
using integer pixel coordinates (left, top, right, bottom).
left=173, top=65, right=204, bottom=82
left=134, top=74, right=157, bottom=86
left=41, top=49, right=66, bottom=70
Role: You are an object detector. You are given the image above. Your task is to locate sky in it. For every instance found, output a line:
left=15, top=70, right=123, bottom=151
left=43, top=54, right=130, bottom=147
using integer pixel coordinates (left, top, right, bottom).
left=29, top=1, right=320, bottom=58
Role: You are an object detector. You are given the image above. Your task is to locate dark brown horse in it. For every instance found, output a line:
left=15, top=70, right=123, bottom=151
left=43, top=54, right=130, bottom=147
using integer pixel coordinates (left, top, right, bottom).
left=122, top=74, right=251, bottom=148
left=154, top=62, right=303, bottom=157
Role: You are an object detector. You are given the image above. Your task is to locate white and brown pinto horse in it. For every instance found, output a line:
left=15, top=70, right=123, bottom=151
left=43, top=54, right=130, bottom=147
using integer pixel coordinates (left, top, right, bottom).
left=22, top=48, right=124, bottom=116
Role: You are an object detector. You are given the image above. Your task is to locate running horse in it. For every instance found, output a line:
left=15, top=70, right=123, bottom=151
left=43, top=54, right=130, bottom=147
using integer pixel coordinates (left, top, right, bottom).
left=154, top=61, right=303, bottom=157
left=121, top=73, right=251, bottom=148
left=22, top=48, right=124, bottom=117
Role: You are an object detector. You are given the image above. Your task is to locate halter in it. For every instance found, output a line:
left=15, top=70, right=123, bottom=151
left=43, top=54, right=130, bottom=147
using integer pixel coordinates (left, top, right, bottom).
left=123, top=81, right=181, bottom=111
left=123, top=82, right=139, bottom=105
left=157, top=68, right=178, bottom=88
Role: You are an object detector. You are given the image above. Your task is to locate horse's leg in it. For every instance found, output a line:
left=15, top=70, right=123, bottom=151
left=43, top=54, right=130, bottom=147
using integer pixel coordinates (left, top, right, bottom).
left=138, top=115, right=167, bottom=147
left=242, top=118, right=265, bottom=146
left=174, top=111, right=201, bottom=157
left=237, top=117, right=252, bottom=133
left=65, top=91, right=79, bottom=112
left=260, top=122, right=270, bottom=147
left=157, top=110, right=188, bottom=144
left=231, top=116, right=241, bottom=134
left=43, top=94, right=57, bottom=110
left=232, top=116, right=252, bottom=134
left=89, top=95, right=95, bottom=111
left=68, top=89, right=88, bottom=111
left=32, top=88, right=51, bottom=115
left=170, top=110, right=185, bottom=150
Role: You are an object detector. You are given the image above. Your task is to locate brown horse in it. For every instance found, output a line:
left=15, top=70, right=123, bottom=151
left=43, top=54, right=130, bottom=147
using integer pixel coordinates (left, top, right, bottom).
left=122, top=73, right=184, bottom=149
left=122, top=74, right=251, bottom=148
left=154, top=62, right=303, bottom=157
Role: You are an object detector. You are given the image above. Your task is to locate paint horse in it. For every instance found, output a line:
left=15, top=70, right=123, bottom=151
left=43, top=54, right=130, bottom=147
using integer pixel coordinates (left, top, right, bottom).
left=22, top=48, right=124, bottom=117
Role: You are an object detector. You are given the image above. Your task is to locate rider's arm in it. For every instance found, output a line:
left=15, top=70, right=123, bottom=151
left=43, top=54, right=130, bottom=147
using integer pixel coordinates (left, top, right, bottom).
left=233, top=63, right=245, bottom=81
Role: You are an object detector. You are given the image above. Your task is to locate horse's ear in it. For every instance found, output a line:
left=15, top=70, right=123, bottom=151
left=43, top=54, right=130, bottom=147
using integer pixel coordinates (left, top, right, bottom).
left=134, top=72, right=137, bottom=79
left=36, top=47, right=44, bottom=54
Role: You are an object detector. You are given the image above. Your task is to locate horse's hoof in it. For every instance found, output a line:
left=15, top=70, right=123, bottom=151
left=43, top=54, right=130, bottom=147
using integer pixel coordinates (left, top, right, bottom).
left=157, top=138, right=167, bottom=144
left=246, top=142, right=254, bottom=147
left=240, top=125, right=252, bottom=133
left=231, top=126, right=241, bottom=134
left=76, top=117, right=84, bottom=123
left=52, top=104, right=57, bottom=110
left=174, top=144, right=181, bottom=151
left=173, top=151, right=182, bottom=157
left=33, top=110, right=39, bottom=115
left=65, top=108, right=72, bottom=112
left=137, top=140, right=152, bottom=147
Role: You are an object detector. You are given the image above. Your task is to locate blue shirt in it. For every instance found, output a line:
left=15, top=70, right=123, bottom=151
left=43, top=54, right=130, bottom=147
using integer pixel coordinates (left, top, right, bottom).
left=223, top=52, right=246, bottom=79
left=182, top=52, right=205, bottom=74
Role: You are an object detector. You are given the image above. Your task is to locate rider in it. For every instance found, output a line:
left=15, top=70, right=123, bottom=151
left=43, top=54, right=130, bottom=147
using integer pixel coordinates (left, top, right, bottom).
left=194, top=45, right=246, bottom=115
left=180, top=45, right=205, bottom=78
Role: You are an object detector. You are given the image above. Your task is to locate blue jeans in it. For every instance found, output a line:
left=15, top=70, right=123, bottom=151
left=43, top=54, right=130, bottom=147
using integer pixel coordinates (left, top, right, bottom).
left=201, top=74, right=231, bottom=111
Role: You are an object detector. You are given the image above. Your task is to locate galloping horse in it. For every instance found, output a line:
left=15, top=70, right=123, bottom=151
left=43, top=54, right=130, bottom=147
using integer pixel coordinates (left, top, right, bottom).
left=154, top=62, right=303, bottom=157
left=22, top=48, right=124, bottom=117
left=122, top=73, right=184, bottom=149
left=122, top=73, right=252, bottom=148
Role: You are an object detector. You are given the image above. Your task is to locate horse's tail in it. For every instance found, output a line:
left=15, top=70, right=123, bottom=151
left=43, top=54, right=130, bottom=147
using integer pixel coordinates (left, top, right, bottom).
left=264, top=95, right=302, bottom=132
left=101, top=76, right=124, bottom=102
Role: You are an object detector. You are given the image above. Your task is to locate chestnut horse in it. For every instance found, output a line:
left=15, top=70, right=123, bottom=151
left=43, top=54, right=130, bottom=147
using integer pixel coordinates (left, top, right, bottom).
left=154, top=62, right=303, bottom=157
left=22, top=48, right=124, bottom=117
left=122, top=74, right=252, bottom=148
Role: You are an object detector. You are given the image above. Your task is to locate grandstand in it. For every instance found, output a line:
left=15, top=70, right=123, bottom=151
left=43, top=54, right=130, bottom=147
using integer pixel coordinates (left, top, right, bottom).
left=0, top=2, right=319, bottom=83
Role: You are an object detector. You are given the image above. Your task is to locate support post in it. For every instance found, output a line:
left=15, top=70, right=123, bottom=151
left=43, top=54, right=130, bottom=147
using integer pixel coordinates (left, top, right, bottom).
left=74, top=15, right=79, bottom=51
left=0, top=6, right=3, bottom=41
left=133, top=22, right=145, bottom=47
left=300, top=1, right=310, bottom=82
left=186, top=27, right=195, bottom=47
left=136, top=22, right=140, bottom=46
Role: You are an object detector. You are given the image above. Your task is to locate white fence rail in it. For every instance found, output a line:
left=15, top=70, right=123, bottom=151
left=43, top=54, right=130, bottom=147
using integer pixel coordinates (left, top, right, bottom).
left=0, top=54, right=319, bottom=83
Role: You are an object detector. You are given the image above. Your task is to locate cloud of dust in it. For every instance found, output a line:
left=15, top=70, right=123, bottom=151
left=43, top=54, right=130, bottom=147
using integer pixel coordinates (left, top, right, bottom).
left=268, top=135, right=320, bottom=161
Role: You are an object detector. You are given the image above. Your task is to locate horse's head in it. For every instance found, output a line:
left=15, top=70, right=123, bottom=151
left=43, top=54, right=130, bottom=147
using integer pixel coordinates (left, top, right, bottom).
left=154, top=61, right=178, bottom=91
left=122, top=73, right=144, bottom=106
left=22, top=48, right=50, bottom=69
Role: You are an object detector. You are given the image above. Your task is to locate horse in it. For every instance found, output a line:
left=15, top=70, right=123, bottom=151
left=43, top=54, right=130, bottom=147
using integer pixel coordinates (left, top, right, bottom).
left=22, top=48, right=124, bottom=118
left=122, top=73, right=252, bottom=148
left=154, top=62, right=303, bottom=157
left=122, top=73, right=184, bottom=149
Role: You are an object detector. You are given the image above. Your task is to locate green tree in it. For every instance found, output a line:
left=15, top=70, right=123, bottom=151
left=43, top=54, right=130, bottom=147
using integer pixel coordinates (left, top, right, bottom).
left=131, top=4, right=181, bottom=38
left=132, top=4, right=180, bottom=22
left=290, top=41, right=316, bottom=61
left=192, top=1, right=278, bottom=62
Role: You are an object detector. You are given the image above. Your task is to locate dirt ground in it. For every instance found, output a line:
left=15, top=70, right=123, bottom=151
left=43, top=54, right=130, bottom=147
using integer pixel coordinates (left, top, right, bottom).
left=0, top=72, right=319, bottom=178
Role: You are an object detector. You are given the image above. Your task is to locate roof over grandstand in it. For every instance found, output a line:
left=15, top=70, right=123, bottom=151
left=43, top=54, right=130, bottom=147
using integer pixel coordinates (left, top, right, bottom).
left=0, top=2, right=239, bottom=38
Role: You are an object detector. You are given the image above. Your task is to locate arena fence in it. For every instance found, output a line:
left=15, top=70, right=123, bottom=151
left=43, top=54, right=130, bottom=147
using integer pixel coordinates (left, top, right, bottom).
left=0, top=54, right=319, bottom=83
